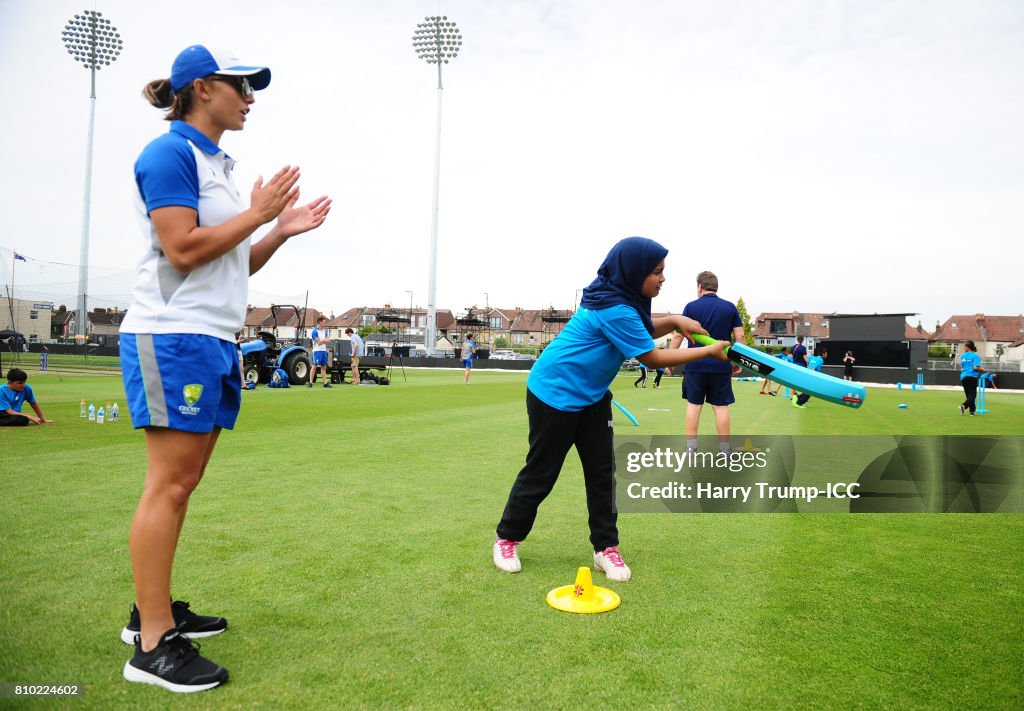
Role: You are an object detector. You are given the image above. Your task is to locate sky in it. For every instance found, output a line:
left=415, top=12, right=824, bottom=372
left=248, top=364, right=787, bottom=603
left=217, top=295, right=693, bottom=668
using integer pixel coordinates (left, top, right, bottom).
left=1, top=0, right=1021, bottom=332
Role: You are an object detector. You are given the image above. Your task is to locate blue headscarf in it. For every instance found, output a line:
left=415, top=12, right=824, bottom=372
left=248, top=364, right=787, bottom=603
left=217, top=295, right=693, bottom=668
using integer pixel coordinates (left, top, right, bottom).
left=579, top=236, right=668, bottom=335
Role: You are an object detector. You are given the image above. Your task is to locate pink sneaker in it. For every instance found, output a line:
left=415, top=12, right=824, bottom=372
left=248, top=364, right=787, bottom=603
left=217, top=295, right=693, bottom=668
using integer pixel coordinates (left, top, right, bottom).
left=493, top=538, right=522, bottom=573
left=594, top=546, right=632, bottom=582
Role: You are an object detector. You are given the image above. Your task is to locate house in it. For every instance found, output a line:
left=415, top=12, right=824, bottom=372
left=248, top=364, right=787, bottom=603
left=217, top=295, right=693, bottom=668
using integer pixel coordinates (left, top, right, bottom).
left=507, top=308, right=573, bottom=349
left=52, top=307, right=74, bottom=341
left=88, top=307, right=127, bottom=347
left=52, top=306, right=125, bottom=345
left=450, top=307, right=491, bottom=348
left=243, top=305, right=323, bottom=340
left=485, top=308, right=517, bottom=333
left=932, top=314, right=1024, bottom=364
left=753, top=312, right=833, bottom=350
left=905, top=321, right=932, bottom=341
left=2, top=297, right=54, bottom=342
left=329, top=306, right=455, bottom=351
left=327, top=307, right=364, bottom=333
left=242, top=306, right=274, bottom=338
left=1004, top=338, right=1024, bottom=370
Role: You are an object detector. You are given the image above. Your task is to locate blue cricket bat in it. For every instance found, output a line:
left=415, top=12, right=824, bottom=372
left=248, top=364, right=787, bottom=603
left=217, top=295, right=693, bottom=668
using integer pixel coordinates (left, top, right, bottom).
left=690, top=334, right=866, bottom=409
left=611, top=399, right=640, bottom=426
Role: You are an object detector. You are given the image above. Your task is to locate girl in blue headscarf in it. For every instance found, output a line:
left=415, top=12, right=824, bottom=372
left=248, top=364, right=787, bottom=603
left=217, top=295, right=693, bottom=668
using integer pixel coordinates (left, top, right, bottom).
left=493, top=237, right=727, bottom=581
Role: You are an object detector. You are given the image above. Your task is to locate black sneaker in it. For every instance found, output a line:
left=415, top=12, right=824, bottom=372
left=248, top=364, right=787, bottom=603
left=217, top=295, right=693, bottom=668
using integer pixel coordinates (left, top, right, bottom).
left=323, top=383, right=332, bottom=388
left=307, top=382, right=313, bottom=388
left=123, top=629, right=228, bottom=693
left=121, top=600, right=227, bottom=645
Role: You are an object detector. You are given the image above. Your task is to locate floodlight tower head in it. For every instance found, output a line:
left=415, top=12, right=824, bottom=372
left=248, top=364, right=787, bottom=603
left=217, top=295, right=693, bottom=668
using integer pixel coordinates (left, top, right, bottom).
left=62, top=10, right=123, bottom=95
left=412, top=15, right=462, bottom=88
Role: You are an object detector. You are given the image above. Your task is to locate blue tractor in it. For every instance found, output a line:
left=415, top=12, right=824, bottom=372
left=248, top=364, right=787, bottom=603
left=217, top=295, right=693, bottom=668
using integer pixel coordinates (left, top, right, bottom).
left=240, top=305, right=310, bottom=386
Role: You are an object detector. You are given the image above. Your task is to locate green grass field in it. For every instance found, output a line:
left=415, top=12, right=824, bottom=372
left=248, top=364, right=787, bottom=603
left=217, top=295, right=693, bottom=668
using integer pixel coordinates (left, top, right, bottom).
left=2, top=370, right=1022, bottom=709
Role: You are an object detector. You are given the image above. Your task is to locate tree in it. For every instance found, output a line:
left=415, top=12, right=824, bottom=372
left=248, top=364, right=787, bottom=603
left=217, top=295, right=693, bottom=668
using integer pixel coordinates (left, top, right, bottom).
left=494, top=335, right=509, bottom=349
left=736, top=297, right=755, bottom=346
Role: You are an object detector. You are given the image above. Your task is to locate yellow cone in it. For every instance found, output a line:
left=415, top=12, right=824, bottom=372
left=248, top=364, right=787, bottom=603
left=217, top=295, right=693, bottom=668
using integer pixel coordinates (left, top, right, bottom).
left=546, top=566, right=621, bottom=614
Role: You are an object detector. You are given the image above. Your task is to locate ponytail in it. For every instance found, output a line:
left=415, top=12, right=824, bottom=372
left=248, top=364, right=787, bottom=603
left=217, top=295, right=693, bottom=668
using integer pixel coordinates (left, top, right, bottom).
left=142, top=78, right=194, bottom=121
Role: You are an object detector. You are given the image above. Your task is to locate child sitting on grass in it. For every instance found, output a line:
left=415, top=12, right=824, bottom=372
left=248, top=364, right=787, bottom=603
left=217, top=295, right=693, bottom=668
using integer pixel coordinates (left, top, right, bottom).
left=0, top=368, right=52, bottom=426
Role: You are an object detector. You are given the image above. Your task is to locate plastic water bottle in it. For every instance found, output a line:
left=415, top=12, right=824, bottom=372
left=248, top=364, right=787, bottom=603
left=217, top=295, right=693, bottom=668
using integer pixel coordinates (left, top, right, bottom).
left=88, top=403, right=96, bottom=421
left=111, top=402, right=120, bottom=422
left=80, top=399, right=87, bottom=418
left=97, top=406, right=105, bottom=424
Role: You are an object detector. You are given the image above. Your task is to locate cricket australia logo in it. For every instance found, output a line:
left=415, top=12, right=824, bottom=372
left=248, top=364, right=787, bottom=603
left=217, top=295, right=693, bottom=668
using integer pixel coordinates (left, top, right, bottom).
left=179, top=384, right=203, bottom=416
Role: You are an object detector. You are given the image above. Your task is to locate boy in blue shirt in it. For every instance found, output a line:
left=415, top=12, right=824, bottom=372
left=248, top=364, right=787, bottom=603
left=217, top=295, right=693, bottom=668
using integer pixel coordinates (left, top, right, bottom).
left=493, top=237, right=727, bottom=582
left=0, top=368, right=51, bottom=426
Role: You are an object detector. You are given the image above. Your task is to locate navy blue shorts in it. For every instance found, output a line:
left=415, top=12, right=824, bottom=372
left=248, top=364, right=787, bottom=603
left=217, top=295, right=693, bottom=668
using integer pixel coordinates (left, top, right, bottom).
left=682, top=371, right=735, bottom=406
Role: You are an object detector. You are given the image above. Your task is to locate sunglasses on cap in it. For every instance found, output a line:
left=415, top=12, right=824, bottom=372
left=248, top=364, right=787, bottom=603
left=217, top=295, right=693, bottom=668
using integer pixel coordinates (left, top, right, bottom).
left=207, top=74, right=254, bottom=98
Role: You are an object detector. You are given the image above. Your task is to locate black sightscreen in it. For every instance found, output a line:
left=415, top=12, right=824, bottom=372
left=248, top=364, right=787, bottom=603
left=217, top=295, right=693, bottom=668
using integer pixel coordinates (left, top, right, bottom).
left=828, top=315, right=909, bottom=340
left=818, top=340, right=911, bottom=368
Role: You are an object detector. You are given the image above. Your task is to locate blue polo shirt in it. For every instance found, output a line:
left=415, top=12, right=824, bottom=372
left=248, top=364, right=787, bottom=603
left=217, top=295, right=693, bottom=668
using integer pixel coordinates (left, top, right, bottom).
left=0, top=383, right=34, bottom=412
left=528, top=305, right=654, bottom=411
left=681, top=293, right=742, bottom=374
left=960, top=351, right=981, bottom=380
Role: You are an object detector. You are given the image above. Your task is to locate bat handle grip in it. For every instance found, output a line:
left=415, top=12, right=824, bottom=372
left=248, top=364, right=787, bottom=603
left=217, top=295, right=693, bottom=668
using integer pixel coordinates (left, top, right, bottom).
left=689, top=333, right=731, bottom=353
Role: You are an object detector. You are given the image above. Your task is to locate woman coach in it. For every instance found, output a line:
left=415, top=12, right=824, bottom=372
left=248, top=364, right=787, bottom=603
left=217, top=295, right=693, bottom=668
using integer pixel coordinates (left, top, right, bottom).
left=118, top=45, right=331, bottom=693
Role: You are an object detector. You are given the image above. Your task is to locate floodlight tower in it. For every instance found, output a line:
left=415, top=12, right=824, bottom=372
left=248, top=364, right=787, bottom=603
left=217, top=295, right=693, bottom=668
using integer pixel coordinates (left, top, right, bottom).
left=412, top=15, right=462, bottom=356
left=62, top=10, right=123, bottom=341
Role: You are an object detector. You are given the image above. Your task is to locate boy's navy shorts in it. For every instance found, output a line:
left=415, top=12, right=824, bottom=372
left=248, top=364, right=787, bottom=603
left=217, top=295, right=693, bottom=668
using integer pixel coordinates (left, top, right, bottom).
left=682, top=371, right=735, bottom=406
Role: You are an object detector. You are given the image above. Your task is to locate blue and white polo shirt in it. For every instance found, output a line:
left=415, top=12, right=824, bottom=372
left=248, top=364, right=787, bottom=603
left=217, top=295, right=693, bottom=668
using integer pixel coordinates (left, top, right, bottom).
left=120, top=121, right=250, bottom=342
